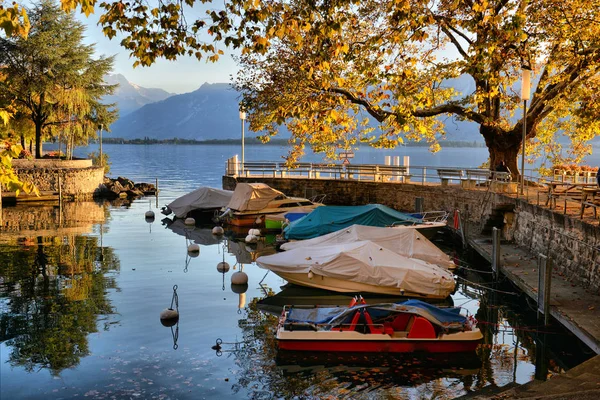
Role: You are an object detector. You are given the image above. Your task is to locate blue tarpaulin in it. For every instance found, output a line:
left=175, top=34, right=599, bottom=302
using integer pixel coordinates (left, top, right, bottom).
left=283, top=204, right=421, bottom=240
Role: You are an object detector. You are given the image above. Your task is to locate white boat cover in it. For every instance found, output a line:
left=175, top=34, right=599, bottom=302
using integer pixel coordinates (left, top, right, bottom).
left=280, top=224, right=455, bottom=270
left=168, top=187, right=233, bottom=218
left=256, top=240, right=455, bottom=298
left=226, top=183, right=285, bottom=212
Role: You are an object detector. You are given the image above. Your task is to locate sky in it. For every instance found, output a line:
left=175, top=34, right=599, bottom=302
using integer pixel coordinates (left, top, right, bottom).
left=79, top=9, right=240, bottom=94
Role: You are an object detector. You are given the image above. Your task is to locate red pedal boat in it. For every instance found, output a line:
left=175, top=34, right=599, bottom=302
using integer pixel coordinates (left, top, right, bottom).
left=276, top=298, right=482, bottom=353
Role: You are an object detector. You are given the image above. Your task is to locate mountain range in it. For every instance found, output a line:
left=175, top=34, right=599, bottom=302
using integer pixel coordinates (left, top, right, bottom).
left=104, top=75, right=483, bottom=142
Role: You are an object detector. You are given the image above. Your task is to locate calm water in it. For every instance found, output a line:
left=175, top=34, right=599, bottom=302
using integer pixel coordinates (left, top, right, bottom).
left=0, top=144, right=593, bottom=399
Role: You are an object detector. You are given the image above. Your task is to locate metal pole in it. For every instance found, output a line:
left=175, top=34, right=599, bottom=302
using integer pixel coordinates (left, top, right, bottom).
left=99, top=124, right=103, bottom=166
left=492, top=227, right=501, bottom=281
left=520, top=100, right=527, bottom=195
left=241, top=119, right=245, bottom=170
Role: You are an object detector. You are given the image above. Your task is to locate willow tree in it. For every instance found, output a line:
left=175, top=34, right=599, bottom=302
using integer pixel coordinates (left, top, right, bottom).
left=0, top=0, right=116, bottom=159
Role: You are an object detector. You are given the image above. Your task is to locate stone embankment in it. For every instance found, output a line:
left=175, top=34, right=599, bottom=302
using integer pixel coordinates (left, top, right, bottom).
left=7, top=159, right=156, bottom=200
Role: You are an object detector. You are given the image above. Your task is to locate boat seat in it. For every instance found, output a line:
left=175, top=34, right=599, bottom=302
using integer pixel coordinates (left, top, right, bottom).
left=407, top=316, right=437, bottom=339
left=283, top=322, right=318, bottom=331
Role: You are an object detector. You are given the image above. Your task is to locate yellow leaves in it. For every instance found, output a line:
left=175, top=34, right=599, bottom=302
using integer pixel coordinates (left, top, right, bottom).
left=0, top=3, right=30, bottom=38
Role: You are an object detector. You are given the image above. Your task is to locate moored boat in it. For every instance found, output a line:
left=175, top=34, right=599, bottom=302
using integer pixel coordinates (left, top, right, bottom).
left=283, top=204, right=445, bottom=240
left=280, top=224, right=456, bottom=270
left=162, top=186, right=233, bottom=223
left=276, top=298, right=482, bottom=353
left=219, top=183, right=322, bottom=227
left=256, top=240, right=455, bottom=299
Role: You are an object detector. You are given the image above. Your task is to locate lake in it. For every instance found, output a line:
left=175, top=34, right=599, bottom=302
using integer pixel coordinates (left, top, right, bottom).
left=0, top=144, right=593, bottom=399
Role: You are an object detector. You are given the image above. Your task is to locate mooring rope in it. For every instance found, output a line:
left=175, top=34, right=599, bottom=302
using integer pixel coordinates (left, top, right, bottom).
left=455, top=276, right=520, bottom=296
left=170, top=285, right=179, bottom=311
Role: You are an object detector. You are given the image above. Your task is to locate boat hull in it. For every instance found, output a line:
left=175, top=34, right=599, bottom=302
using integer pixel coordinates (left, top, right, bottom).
left=273, top=271, right=452, bottom=299
left=278, top=338, right=480, bottom=353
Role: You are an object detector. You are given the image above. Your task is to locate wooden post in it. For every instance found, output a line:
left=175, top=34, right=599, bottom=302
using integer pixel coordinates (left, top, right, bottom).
left=564, top=198, right=567, bottom=215
left=491, top=227, right=501, bottom=281
left=58, top=174, right=62, bottom=202
left=414, top=197, right=424, bottom=214
left=537, top=254, right=552, bottom=325
left=155, top=178, right=159, bottom=208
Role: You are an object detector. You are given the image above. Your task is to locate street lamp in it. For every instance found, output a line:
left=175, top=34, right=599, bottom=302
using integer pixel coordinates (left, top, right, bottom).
left=520, top=67, right=531, bottom=195
left=239, top=107, right=246, bottom=172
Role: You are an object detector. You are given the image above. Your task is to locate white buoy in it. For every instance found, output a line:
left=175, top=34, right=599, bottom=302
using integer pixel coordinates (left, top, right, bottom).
left=245, top=234, right=258, bottom=243
left=212, top=226, right=224, bottom=235
left=160, top=308, right=179, bottom=327
left=187, top=243, right=200, bottom=253
left=308, top=271, right=314, bottom=279
left=184, top=217, right=196, bottom=225
left=248, top=228, right=261, bottom=236
left=145, top=210, right=155, bottom=218
left=217, top=261, right=230, bottom=273
left=255, top=216, right=263, bottom=225
left=231, top=271, right=248, bottom=285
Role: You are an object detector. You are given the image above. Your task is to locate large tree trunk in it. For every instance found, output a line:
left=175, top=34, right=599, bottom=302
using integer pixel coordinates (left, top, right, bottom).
left=35, top=122, right=42, bottom=159
left=481, top=125, right=522, bottom=181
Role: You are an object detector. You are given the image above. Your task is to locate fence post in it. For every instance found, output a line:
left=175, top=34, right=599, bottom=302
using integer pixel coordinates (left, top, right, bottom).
left=537, top=254, right=552, bottom=325
left=491, top=227, right=501, bottom=281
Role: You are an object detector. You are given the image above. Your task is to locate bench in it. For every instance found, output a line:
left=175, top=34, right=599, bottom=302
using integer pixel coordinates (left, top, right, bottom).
left=436, top=168, right=465, bottom=186
left=464, top=169, right=492, bottom=188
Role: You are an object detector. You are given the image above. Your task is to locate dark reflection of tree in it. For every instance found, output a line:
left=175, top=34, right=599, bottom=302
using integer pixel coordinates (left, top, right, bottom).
left=0, top=233, right=120, bottom=375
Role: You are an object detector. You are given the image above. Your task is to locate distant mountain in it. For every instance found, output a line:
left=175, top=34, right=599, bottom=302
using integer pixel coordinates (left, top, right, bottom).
left=109, top=82, right=245, bottom=140
left=109, top=77, right=484, bottom=142
left=104, top=74, right=173, bottom=117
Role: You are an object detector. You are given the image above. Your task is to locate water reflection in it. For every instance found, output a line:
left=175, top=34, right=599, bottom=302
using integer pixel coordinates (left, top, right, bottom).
left=0, top=227, right=119, bottom=376
left=0, top=200, right=592, bottom=399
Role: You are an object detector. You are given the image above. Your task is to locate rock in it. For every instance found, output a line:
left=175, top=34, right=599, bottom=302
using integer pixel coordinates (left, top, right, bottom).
left=134, top=182, right=157, bottom=195
left=117, top=176, right=135, bottom=191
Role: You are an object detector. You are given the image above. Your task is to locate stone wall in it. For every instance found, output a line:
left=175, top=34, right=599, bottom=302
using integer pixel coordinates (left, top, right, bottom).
left=511, top=200, right=600, bottom=291
left=13, top=164, right=105, bottom=199
left=12, top=159, right=92, bottom=169
left=223, top=176, right=599, bottom=292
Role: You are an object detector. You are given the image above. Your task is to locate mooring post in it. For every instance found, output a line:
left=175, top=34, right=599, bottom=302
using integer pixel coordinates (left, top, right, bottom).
left=537, top=191, right=540, bottom=206
left=563, top=198, right=567, bottom=215
left=155, top=178, right=159, bottom=208
left=537, top=254, right=552, bottom=325
left=491, top=227, right=501, bottom=281
left=415, top=197, right=424, bottom=214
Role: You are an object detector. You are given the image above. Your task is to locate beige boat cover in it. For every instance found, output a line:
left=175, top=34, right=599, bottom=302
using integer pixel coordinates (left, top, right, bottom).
left=226, top=183, right=285, bottom=211
left=256, top=240, right=455, bottom=298
left=280, top=224, right=455, bottom=270
left=168, top=186, right=233, bottom=218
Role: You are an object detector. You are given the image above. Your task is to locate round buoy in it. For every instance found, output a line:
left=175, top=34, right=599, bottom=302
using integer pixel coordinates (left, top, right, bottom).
left=248, top=228, right=261, bottom=237
left=231, top=282, right=248, bottom=294
left=245, top=234, right=258, bottom=243
left=217, top=261, right=230, bottom=273
left=188, top=243, right=200, bottom=253
left=308, top=271, right=314, bottom=279
left=255, top=216, right=263, bottom=225
left=212, top=226, right=224, bottom=235
left=145, top=210, right=155, bottom=218
left=145, top=215, right=155, bottom=223
left=184, top=217, right=196, bottom=225
left=160, top=308, right=179, bottom=327
left=231, top=271, right=248, bottom=285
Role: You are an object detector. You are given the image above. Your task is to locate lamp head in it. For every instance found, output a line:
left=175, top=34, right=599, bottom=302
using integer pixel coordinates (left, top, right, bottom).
left=239, top=104, right=247, bottom=120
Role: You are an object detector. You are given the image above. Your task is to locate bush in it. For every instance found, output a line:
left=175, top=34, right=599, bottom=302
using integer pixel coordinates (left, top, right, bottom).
left=88, top=151, right=111, bottom=174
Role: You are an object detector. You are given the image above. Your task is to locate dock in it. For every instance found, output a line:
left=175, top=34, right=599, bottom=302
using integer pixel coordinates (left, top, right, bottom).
left=468, top=234, right=600, bottom=354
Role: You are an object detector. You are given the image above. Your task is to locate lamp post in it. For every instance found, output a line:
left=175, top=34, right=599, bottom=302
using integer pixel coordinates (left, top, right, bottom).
left=239, top=107, right=246, bottom=173
left=520, top=68, right=531, bottom=195
left=99, top=124, right=103, bottom=167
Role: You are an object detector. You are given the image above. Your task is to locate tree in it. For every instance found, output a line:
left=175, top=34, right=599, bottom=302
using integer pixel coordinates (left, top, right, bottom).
left=6, top=1, right=600, bottom=174
left=0, top=0, right=117, bottom=159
